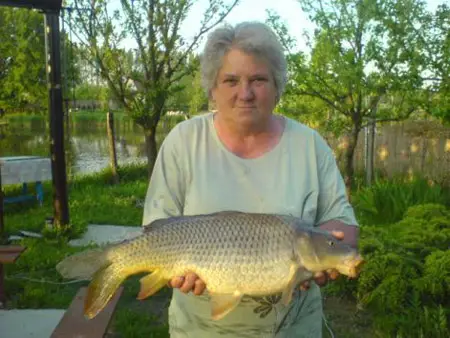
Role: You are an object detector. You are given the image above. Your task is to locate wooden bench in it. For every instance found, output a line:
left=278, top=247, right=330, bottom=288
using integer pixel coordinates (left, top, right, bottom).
left=51, top=286, right=124, bottom=338
left=0, top=245, right=27, bottom=306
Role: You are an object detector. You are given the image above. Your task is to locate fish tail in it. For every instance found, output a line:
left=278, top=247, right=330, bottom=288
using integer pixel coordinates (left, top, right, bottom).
left=84, top=263, right=127, bottom=319
left=56, top=248, right=110, bottom=280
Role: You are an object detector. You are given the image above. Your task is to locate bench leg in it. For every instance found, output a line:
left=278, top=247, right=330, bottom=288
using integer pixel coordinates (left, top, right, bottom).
left=36, top=181, right=44, bottom=206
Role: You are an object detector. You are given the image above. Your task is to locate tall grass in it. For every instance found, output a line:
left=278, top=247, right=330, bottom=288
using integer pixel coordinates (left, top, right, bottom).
left=352, top=176, right=450, bottom=225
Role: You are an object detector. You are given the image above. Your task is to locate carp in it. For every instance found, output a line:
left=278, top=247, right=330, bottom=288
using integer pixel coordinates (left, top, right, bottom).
left=56, top=211, right=364, bottom=320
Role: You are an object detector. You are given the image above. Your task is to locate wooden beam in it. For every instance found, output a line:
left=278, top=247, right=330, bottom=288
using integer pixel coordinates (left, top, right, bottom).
left=0, top=245, right=27, bottom=264
left=44, top=11, right=70, bottom=227
left=51, top=286, right=124, bottom=338
left=0, top=0, right=62, bottom=11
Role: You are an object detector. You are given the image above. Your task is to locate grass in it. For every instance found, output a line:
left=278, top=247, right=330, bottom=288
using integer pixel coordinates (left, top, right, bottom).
left=3, top=164, right=172, bottom=336
left=6, top=165, right=449, bottom=337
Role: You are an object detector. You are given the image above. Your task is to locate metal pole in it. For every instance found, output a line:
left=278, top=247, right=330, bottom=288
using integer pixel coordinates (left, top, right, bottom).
left=44, top=11, right=70, bottom=227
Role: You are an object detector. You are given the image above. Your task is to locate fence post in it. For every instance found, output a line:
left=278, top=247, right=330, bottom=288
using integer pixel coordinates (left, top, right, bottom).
left=107, top=111, right=119, bottom=183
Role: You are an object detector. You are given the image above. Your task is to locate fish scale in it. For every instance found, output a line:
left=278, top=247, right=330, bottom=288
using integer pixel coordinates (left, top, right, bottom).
left=56, top=211, right=364, bottom=321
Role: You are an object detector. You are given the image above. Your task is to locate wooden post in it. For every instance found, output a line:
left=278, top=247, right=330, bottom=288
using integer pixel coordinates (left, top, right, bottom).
left=107, top=112, right=119, bottom=183
left=44, top=11, right=70, bottom=227
left=0, top=163, right=4, bottom=240
left=0, top=164, right=5, bottom=305
left=365, top=103, right=377, bottom=186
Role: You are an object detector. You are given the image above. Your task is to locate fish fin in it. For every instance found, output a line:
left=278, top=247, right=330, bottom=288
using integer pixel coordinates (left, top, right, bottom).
left=137, top=269, right=169, bottom=300
left=56, top=248, right=108, bottom=280
left=209, top=291, right=243, bottom=321
left=84, top=263, right=126, bottom=319
left=281, top=264, right=300, bottom=306
left=281, top=282, right=296, bottom=306
left=281, top=266, right=314, bottom=306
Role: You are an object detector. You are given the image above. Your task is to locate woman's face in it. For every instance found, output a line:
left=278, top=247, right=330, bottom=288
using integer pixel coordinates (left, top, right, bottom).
left=211, top=48, right=278, bottom=130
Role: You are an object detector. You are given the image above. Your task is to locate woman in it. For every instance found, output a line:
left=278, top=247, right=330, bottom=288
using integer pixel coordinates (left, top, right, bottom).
left=142, top=21, right=359, bottom=338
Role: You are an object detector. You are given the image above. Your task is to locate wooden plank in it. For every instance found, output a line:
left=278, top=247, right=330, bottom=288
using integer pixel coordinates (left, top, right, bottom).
left=51, top=286, right=124, bottom=338
left=0, top=245, right=26, bottom=264
left=0, top=245, right=27, bottom=253
left=0, top=245, right=26, bottom=305
left=0, top=253, right=21, bottom=264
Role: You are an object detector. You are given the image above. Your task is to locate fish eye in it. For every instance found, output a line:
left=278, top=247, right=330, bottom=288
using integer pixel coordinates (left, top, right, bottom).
left=327, top=240, right=335, bottom=246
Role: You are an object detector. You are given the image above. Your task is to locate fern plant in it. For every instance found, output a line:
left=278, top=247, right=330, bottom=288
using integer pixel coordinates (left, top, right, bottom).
left=353, top=204, right=450, bottom=337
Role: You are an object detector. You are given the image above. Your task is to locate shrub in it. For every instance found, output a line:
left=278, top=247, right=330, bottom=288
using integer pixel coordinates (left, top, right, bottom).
left=353, top=204, right=450, bottom=337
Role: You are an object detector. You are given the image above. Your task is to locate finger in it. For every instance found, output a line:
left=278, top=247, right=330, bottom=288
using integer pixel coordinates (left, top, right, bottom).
left=331, top=230, right=345, bottom=240
left=179, top=272, right=198, bottom=293
left=327, top=269, right=340, bottom=280
left=168, top=276, right=184, bottom=288
left=193, top=278, right=206, bottom=295
left=300, top=280, right=310, bottom=291
left=314, top=271, right=328, bottom=286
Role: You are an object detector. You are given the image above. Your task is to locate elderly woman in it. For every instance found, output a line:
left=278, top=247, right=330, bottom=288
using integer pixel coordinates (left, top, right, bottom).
left=142, top=21, right=359, bottom=338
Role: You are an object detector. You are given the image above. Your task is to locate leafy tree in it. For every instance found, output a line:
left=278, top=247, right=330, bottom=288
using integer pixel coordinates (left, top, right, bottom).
left=165, top=55, right=209, bottom=115
left=0, top=7, right=47, bottom=111
left=268, top=0, right=438, bottom=189
left=419, top=4, right=449, bottom=123
left=187, top=67, right=209, bottom=116
left=67, top=0, right=239, bottom=175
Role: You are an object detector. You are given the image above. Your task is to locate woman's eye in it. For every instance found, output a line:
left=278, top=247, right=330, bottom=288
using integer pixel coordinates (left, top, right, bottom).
left=252, top=78, right=267, bottom=85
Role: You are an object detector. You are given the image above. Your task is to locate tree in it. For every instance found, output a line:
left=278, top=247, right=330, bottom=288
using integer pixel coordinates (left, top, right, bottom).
left=268, top=0, right=438, bottom=190
left=0, top=7, right=47, bottom=110
left=67, top=0, right=239, bottom=176
left=165, top=55, right=209, bottom=115
left=420, top=4, right=449, bottom=123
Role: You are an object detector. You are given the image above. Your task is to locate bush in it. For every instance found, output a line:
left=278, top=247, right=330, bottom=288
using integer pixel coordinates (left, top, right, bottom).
left=353, top=204, right=450, bottom=337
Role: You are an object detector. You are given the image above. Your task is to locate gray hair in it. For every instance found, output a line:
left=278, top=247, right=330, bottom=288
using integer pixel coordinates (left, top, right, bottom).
left=200, top=21, right=288, bottom=101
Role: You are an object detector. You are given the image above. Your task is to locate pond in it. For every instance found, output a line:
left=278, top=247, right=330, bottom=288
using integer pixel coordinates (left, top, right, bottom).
left=0, top=114, right=171, bottom=177
left=1, top=114, right=449, bottom=183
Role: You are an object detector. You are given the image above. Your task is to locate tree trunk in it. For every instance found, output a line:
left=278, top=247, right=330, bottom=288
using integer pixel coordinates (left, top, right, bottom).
left=144, top=126, right=158, bottom=178
left=343, top=124, right=361, bottom=198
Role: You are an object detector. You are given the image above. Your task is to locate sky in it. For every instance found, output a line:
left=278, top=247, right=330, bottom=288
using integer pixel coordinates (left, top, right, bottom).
left=99, top=0, right=447, bottom=54
left=168, top=0, right=447, bottom=53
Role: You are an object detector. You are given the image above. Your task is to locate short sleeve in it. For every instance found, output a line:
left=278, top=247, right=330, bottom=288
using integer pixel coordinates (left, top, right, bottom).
left=142, top=126, right=186, bottom=226
left=314, top=133, right=359, bottom=226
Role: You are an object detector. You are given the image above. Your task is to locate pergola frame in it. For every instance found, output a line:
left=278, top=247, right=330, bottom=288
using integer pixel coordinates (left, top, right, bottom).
left=0, top=0, right=69, bottom=232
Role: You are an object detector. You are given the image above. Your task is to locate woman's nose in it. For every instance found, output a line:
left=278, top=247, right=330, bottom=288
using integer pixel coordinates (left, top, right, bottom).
left=237, top=82, right=255, bottom=100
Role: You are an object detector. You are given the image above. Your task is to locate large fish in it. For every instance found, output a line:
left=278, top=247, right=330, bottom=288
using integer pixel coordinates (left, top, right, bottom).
left=56, top=211, right=364, bottom=320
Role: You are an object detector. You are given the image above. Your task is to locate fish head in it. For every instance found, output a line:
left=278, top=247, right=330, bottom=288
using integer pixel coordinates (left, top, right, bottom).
left=294, top=228, right=364, bottom=278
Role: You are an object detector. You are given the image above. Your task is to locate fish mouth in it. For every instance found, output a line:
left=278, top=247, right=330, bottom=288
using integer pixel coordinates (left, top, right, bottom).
left=337, top=254, right=365, bottom=278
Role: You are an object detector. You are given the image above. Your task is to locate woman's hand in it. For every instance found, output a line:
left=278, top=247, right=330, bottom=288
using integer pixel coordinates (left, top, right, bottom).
left=168, top=272, right=206, bottom=295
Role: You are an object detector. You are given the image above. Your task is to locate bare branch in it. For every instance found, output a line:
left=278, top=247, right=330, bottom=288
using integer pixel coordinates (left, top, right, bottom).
left=168, top=0, right=240, bottom=78
left=360, top=108, right=416, bottom=128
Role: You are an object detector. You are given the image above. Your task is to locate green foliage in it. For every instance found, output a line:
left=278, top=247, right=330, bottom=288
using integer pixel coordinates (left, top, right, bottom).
left=73, top=83, right=110, bottom=103
left=420, top=4, right=450, bottom=124
left=352, top=176, right=450, bottom=225
left=267, top=0, right=449, bottom=188
left=0, top=7, right=47, bottom=109
left=350, top=203, right=450, bottom=337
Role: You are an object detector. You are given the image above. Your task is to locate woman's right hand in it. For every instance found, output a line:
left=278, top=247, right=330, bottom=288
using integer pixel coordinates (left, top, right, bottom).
left=168, top=272, right=206, bottom=295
